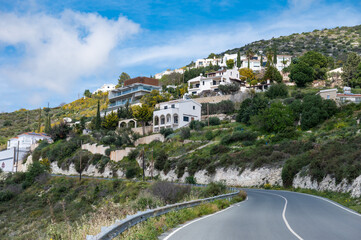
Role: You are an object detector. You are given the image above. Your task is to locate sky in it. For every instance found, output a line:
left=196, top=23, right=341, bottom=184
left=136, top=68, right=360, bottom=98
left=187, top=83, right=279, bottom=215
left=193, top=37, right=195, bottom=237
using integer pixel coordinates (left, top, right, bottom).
left=0, top=0, right=361, bottom=112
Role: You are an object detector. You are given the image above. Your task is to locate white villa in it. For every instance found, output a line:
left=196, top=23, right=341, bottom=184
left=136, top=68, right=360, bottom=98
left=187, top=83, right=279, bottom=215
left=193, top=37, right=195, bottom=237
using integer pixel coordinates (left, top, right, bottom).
left=153, top=98, right=201, bottom=133
left=194, top=54, right=292, bottom=72
left=154, top=68, right=185, bottom=79
left=93, top=84, right=116, bottom=94
left=187, top=68, right=243, bottom=95
left=7, top=132, right=52, bottom=150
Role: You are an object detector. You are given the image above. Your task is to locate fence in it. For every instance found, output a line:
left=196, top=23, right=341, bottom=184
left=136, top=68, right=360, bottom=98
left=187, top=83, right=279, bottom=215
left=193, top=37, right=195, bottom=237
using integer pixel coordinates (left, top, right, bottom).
left=86, top=186, right=239, bottom=240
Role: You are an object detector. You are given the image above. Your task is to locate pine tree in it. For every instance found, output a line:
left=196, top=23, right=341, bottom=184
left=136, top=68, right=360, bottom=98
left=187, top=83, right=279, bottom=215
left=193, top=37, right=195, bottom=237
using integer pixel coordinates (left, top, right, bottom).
left=37, top=108, right=42, bottom=133
left=95, top=100, right=101, bottom=130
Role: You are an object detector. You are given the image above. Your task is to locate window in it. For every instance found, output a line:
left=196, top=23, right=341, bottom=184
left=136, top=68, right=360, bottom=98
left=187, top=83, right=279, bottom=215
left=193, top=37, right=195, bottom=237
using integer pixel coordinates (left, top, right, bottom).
left=213, top=80, right=216, bottom=85
left=183, top=116, right=189, bottom=122
left=174, top=115, right=178, bottom=124
left=203, top=81, right=205, bottom=85
left=164, top=106, right=168, bottom=109
left=327, top=95, right=330, bottom=99
left=356, top=97, right=361, bottom=103
left=193, top=106, right=195, bottom=110
left=171, top=104, right=175, bottom=108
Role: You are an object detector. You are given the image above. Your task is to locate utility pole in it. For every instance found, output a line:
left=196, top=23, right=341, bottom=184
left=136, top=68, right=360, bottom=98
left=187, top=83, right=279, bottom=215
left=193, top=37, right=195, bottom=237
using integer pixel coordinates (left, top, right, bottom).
left=207, top=103, right=210, bottom=127
left=79, top=140, right=82, bottom=181
left=142, top=147, right=145, bottom=182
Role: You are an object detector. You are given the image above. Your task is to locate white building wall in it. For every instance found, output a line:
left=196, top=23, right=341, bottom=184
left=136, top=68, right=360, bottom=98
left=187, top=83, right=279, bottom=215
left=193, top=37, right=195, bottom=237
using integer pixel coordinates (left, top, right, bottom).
left=153, top=100, right=201, bottom=132
left=0, top=149, right=15, bottom=172
left=7, top=134, right=51, bottom=150
left=93, top=84, right=116, bottom=94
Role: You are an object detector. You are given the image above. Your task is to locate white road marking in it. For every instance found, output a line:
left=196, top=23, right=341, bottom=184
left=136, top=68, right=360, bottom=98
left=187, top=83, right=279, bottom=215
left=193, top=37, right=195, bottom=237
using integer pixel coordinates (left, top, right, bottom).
left=163, top=197, right=248, bottom=240
left=278, top=190, right=361, bottom=218
left=257, top=191, right=303, bottom=240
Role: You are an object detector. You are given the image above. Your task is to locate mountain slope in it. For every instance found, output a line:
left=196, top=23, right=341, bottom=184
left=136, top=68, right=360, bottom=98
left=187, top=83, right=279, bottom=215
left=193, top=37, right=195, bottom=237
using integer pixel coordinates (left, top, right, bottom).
left=220, top=25, right=361, bottom=63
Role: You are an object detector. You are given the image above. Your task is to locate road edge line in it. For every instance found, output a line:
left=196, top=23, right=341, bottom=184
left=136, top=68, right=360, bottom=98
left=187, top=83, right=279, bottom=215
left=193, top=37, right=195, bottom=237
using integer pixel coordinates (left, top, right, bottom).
left=163, top=196, right=248, bottom=240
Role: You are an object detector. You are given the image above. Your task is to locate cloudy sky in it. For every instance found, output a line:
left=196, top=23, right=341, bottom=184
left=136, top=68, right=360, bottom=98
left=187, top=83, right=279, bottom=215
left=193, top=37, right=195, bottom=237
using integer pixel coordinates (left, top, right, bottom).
left=0, top=0, right=361, bottom=112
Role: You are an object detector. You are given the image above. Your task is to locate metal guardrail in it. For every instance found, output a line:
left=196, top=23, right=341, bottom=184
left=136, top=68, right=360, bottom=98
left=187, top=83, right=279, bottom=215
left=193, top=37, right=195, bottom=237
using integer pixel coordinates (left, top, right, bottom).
left=86, top=187, right=240, bottom=240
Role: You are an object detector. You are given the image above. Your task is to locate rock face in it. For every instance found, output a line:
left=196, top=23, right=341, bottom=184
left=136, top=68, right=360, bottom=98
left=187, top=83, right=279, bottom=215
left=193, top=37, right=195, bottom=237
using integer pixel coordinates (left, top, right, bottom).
left=50, top=162, right=125, bottom=178
left=293, top=173, right=361, bottom=198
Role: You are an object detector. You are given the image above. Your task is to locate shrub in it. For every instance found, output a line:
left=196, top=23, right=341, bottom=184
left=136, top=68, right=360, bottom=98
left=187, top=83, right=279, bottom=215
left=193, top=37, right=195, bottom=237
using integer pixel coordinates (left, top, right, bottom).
left=150, top=181, right=191, bottom=204
left=185, top=176, right=197, bottom=184
left=49, top=121, right=71, bottom=141
left=204, top=130, right=213, bottom=140
left=154, top=150, right=168, bottom=171
left=221, top=131, right=258, bottom=145
left=236, top=95, right=268, bottom=124
left=210, top=144, right=230, bottom=154
left=180, top=127, right=191, bottom=140
left=202, top=182, right=226, bottom=197
left=201, top=100, right=235, bottom=115
left=23, top=162, right=48, bottom=188
left=208, top=117, right=221, bottom=126
left=189, top=120, right=205, bottom=131
left=126, top=167, right=139, bottom=179
left=0, top=190, right=14, bottom=202
left=160, top=128, right=174, bottom=137
left=265, top=83, right=288, bottom=99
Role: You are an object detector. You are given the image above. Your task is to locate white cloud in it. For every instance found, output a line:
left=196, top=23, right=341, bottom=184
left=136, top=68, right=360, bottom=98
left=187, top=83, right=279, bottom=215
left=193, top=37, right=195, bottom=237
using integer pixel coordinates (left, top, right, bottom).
left=0, top=10, right=140, bottom=95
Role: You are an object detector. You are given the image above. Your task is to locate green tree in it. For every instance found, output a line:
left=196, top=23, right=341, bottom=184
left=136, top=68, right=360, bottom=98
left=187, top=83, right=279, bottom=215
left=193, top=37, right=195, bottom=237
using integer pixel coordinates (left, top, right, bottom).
left=342, top=52, right=361, bottom=87
left=116, top=72, right=131, bottom=87
left=236, top=95, right=268, bottom=124
left=132, top=104, right=153, bottom=135
left=266, top=48, right=274, bottom=67
left=299, top=51, right=328, bottom=80
left=49, top=121, right=70, bottom=141
left=289, top=61, right=314, bottom=87
left=246, top=49, right=255, bottom=69
left=236, top=51, right=242, bottom=68
left=264, top=65, right=283, bottom=83
left=102, top=112, right=119, bottom=130
left=208, top=53, right=216, bottom=59
left=83, top=89, right=92, bottom=98
left=265, top=83, right=288, bottom=99
left=273, top=45, right=278, bottom=65
left=140, top=90, right=170, bottom=108
left=252, top=102, right=294, bottom=133
left=349, top=62, right=361, bottom=88
left=226, top=59, right=235, bottom=69
left=95, top=100, right=101, bottom=130
left=218, top=83, right=240, bottom=95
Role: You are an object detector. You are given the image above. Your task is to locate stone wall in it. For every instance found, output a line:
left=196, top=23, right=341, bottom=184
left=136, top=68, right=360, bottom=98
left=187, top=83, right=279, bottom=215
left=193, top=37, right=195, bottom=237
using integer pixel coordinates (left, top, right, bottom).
left=50, top=162, right=125, bottom=178
left=132, top=126, right=153, bottom=136
left=110, top=147, right=136, bottom=162
left=82, top=143, right=109, bottom=155
left=134, top=134, right=164, bottom=146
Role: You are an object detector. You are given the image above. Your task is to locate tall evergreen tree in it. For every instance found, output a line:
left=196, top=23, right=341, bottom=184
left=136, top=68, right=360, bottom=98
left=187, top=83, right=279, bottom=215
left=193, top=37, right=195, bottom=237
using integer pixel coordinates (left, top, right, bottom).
left=236, top=51, right=242, bottom=68
left=342, top=52, right=361, bottom=87
left=95, top=100, right=101, bottom=130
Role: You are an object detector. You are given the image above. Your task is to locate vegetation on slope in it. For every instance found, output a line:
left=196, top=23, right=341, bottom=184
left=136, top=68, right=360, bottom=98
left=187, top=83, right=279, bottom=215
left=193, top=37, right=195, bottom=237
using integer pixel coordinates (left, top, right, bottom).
left=220, top=25, right=361, bottom=65
left=0, top=163, right=225, bottom=239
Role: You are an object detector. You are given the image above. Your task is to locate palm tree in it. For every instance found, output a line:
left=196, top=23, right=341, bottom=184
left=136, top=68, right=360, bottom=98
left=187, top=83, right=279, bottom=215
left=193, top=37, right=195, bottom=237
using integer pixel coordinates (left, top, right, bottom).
left=246, top=49, right=255, bottom=69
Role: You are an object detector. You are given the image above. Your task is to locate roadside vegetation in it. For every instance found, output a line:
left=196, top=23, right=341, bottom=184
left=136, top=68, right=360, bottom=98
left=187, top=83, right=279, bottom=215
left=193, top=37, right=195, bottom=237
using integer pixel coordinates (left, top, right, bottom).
left=0, top=162, right=231, bottom=239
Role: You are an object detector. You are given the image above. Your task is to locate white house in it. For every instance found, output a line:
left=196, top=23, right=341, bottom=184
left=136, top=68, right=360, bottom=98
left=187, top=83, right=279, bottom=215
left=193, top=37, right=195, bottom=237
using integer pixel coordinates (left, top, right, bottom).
left=7, top=132, right=52, bottom=150
left=187, top=68, right=243, bottom=95
left=93, top=84, right=116, bottom=94
left=153, top=98, right=201, bottom=133
left=274, top=55, right=292, bottom=71
left=195, top=57, right=222, bottom=68
left=154, top=68, right=185, bottom=79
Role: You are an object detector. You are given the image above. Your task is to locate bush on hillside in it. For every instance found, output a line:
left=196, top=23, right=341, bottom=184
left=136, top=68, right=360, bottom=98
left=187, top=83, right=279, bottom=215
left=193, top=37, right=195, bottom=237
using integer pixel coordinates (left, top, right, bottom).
left=265, top=83, right=288, bottom=99
left=201, top=182, right=226, bottom=197
left=221, top=131, right=258, bottom=145
left=159, top=128, right=173, bottom=138
left=236, top=95, right=268, bottom=124
left=208, top=117, right=221, bottom=126
left=201, top=100, right=235, bottom=115
left=154, top=149, right=168, bottom=170
left=150, top=181, right=191, bottom=204
left=180, top=127, right=191, bottom=140
left=189, top=120, right=206, bottom=131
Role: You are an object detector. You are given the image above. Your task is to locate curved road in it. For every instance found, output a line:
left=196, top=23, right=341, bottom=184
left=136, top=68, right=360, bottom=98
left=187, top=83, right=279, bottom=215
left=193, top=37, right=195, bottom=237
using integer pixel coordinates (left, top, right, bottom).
left=161, top=189, right=361, bottom=240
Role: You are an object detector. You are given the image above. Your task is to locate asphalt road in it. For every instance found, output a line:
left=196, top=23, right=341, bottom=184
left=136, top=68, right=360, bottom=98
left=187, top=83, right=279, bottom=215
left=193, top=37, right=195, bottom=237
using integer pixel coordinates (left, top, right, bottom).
left=161, top=189, right=361, bottom=240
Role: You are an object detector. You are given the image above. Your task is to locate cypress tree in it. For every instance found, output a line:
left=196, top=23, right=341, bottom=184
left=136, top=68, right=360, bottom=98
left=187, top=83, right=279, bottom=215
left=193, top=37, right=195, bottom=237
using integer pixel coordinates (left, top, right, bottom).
left=236, top=51, right=242, bottom=68
left=95, top=100, right=101, bottom=130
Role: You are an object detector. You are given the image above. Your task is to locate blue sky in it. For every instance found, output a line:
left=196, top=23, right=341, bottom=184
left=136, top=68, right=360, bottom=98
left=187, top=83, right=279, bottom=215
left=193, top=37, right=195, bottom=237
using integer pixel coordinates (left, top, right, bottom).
left=0, top=0, right=361, bottom=112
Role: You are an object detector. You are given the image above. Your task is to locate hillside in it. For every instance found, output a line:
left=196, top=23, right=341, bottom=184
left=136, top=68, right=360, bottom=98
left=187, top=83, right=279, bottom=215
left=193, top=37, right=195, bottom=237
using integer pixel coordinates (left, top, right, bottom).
left=220, top=25, right=361, bottom=64
left=0, top=92, right=108, bottom=143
